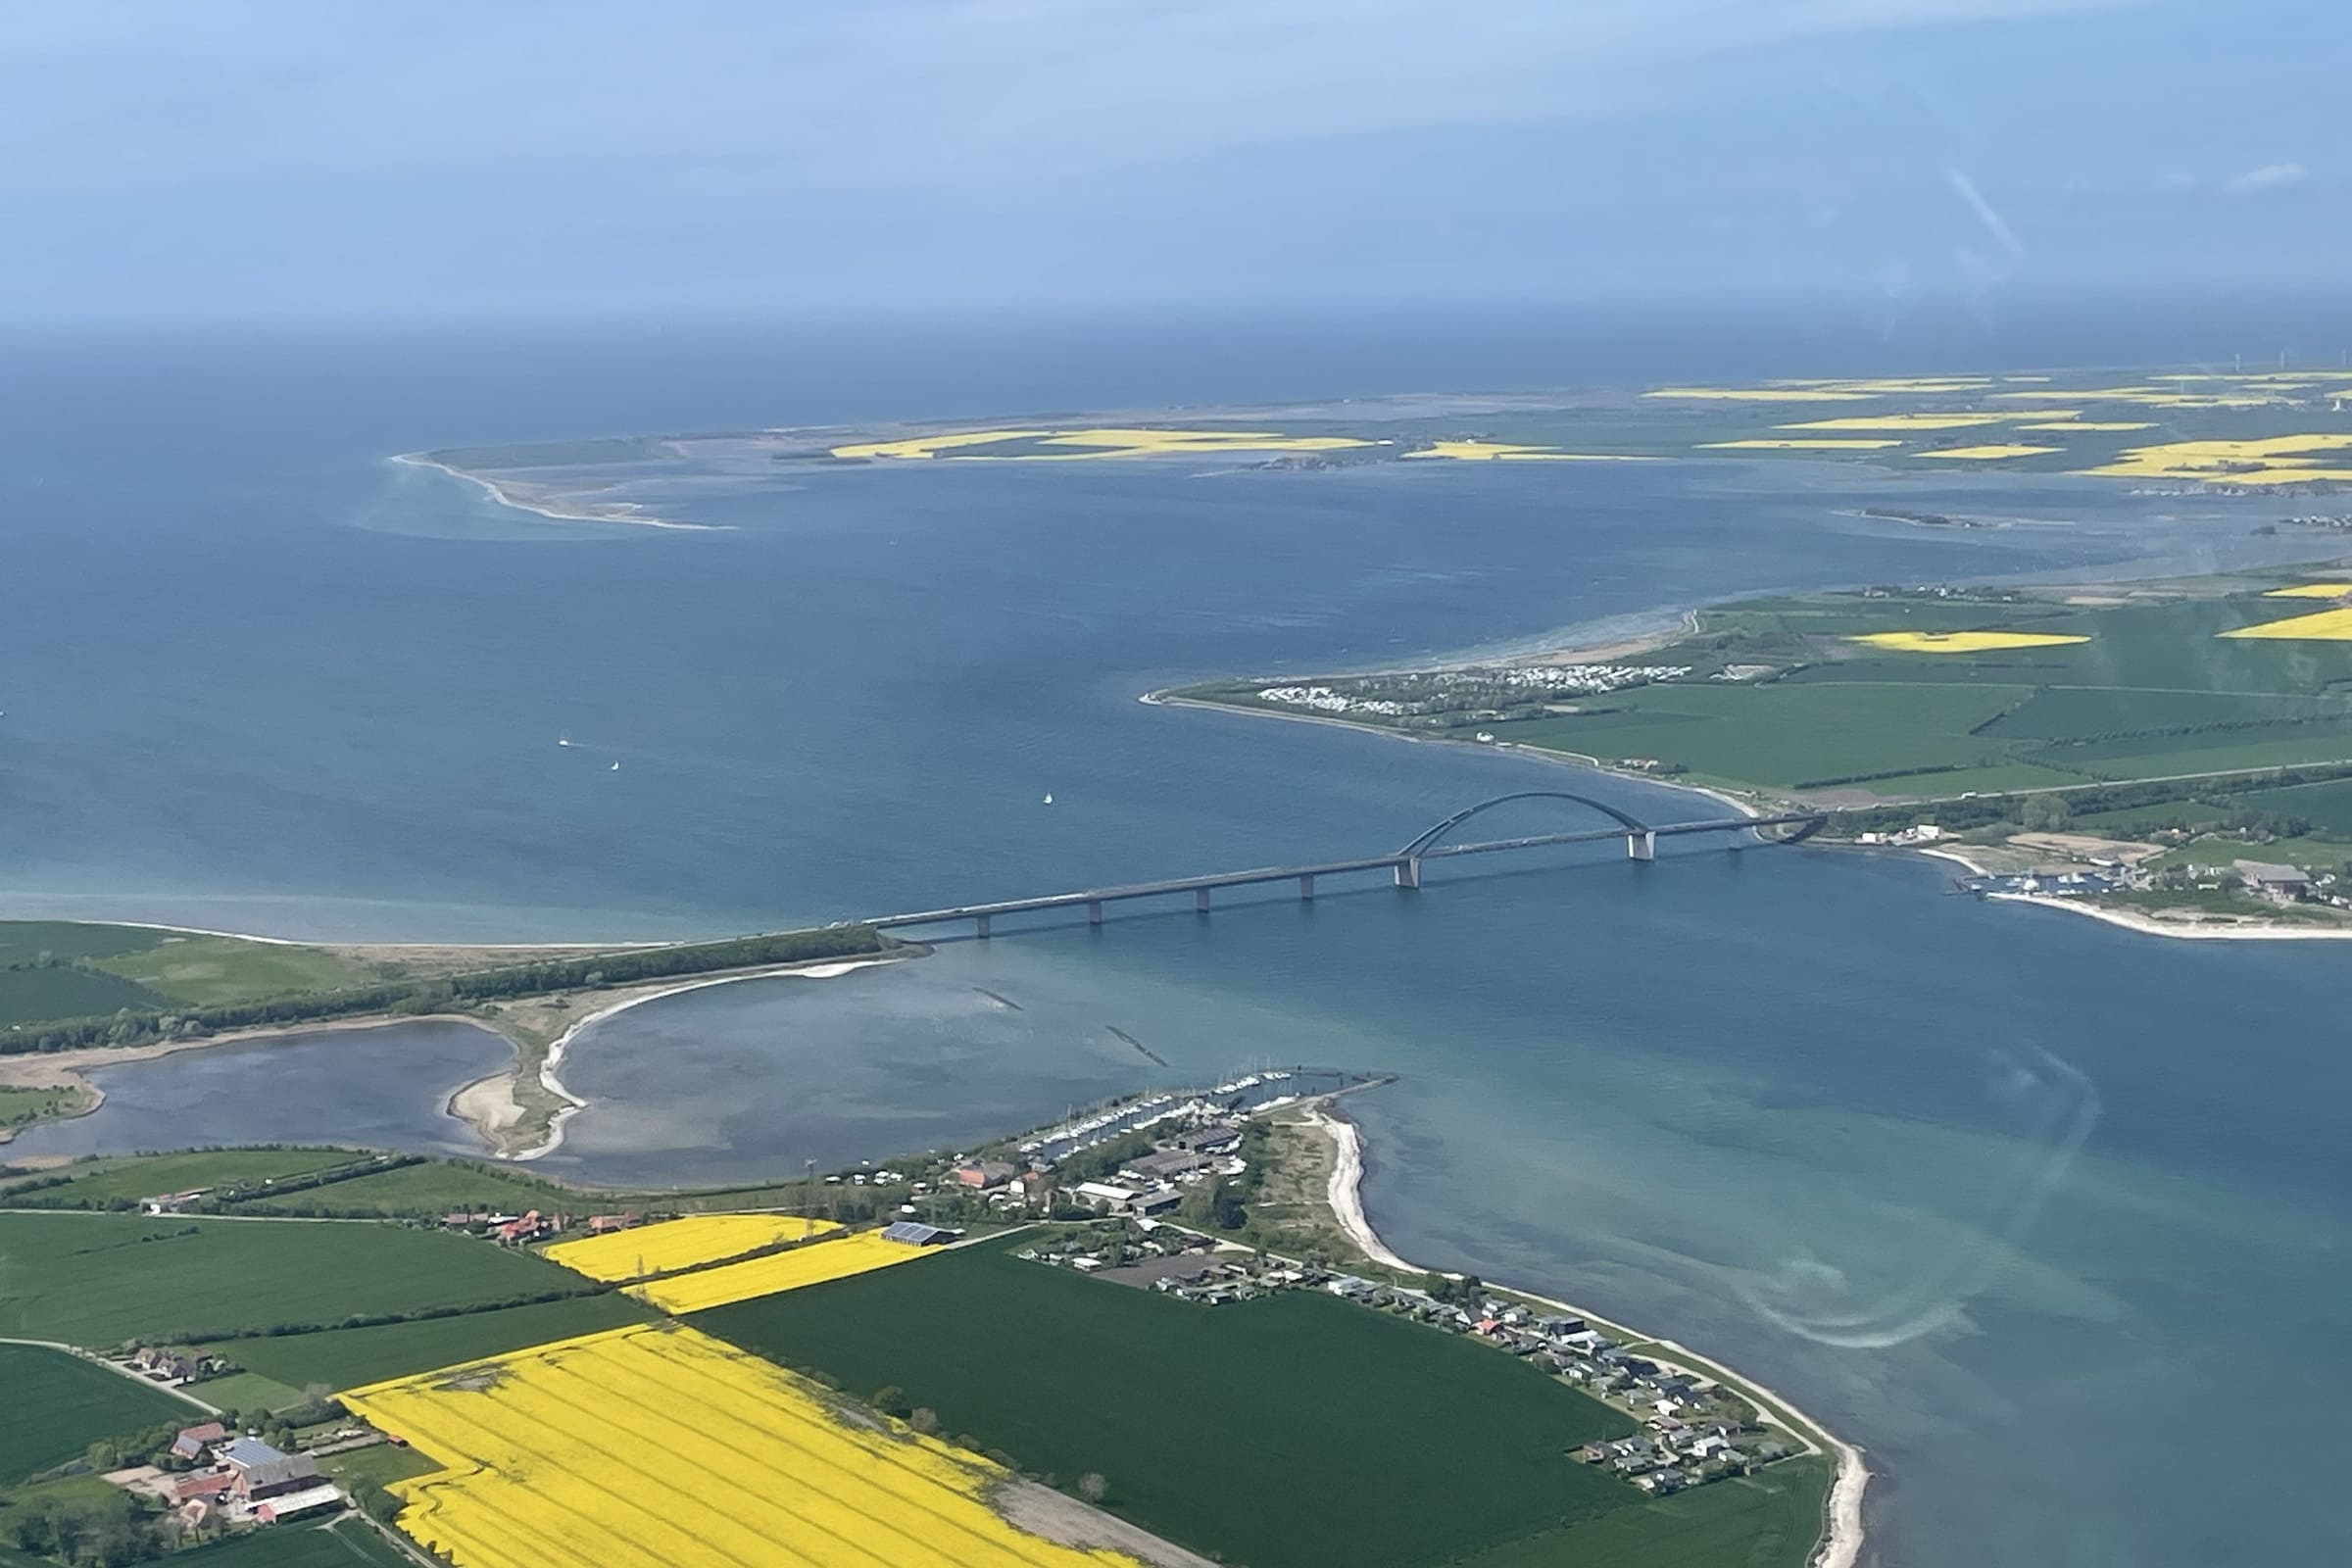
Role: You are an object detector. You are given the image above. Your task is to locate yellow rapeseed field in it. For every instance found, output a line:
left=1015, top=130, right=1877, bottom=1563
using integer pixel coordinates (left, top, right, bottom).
left=2265, top=583, right=2352, bottom=598
left=626, top=1229, right=932, bottom=1313
left=1848, top=631, right=2090, bottom=654
left=1401, top=440, right=1654, bottom=462
left=1778, top=414, right=2016, bottom=430
left=1695, top=438, right=1900, bottom=451
left=2081, top=433, right=2352, bottom=481
left=2221, top=608, right=2352, bottom=641
left=831, top=430, right=1047, bottom=459
left=1642, top=386, right=1869, bottom=402
left=1913, top=445, right=2062, bottom=460
left=545, top=1215, right=840, bottom=1283
left=345, top=1325, right=1129, bottom=1568
left=1034, top=428, right=1371, bottom=455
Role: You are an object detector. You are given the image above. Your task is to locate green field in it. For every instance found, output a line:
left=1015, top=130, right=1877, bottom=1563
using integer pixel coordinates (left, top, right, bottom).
left=0, top=1346, right=192, bottom=1482
left=3, top=1148, right=377, bottom=1207
left=0, top=965, right=170, bottom=1027
left=697, top=1239, right=1656, bottom=1568
left=89, top=933, right=380, bottom=1008
left=0, top=1212, right=589, bottom=1348
left=0, top=924, right=163, bottom=966
left=209, top=1292, right=651, bottom=1391
left=222, top=1158, right=595, bottom=1219
left=0, top=1087, right=84, bottom=1133
left=1187, top=578, right=2352, bottom=808
left=173, top=1519, right=414, bottom=1567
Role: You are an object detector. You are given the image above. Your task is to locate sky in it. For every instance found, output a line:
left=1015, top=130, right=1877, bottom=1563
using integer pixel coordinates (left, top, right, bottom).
left=0, top=0, right=2341, bottom=322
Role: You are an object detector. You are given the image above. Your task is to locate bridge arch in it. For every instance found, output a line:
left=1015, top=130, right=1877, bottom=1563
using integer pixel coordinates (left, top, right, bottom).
left=1396, top=790, right=1654, bottom=858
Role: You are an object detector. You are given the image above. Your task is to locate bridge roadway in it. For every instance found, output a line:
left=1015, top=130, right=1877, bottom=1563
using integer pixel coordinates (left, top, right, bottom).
left=868, top=807, right=1823, bottom=936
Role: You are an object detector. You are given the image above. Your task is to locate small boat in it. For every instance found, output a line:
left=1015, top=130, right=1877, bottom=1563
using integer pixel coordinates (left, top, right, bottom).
left=1043, top=793, right=1054, bottom=805
left=1475, top=731, right=1496, bottom=744
left=610, top=760, right=621, bottom=771
left=558, top=732, right=574, bottom=748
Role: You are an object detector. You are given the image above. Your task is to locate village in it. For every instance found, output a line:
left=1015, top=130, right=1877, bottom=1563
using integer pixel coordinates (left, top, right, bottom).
left=1016, top=1225, right=1803, bottom=1497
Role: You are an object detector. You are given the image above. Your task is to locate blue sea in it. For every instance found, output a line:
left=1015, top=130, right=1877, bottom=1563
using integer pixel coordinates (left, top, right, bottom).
left=4, top=303, right=2348, bottom=1567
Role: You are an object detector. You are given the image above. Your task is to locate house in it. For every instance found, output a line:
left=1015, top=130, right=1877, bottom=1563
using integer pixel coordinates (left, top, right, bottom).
left=1067, top=1181, right=1140, bottom=1210
left=220, top=1441, right=322, bottom=1502
left=954, top=1159, right=1017, bottom=1190
left=2238, top=861, right=2313, bottom=903
left=1129, top=1189, right=1182, bottom=1217
left=494, top=1209, right=552, bottom=1246
left=1119, top=1149, right=1210, bottom=1184
left=254, top=1484, right=344, bottom=1524
left=877, top=1220, right=953, bottom=1246
left=141, top=1190, right=209, bottom=1215
left=585, top=1212, right=638, bottom=1235
left=134, top=1348, right=220, bottom=1384
left=1179, top=1121, right=1246, bottom=1155
left=172, top=1473, right=235, bottom=1504
left=170, top=1422, right=227, bottom=1461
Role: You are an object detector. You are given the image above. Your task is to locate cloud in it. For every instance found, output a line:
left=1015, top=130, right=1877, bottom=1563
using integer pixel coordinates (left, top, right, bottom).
left=2222, top=162, right=2307, bottom=196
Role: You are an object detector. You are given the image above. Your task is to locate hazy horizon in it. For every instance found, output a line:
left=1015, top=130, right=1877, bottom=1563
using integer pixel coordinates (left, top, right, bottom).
left=5, top=1, right=2341, bottom=326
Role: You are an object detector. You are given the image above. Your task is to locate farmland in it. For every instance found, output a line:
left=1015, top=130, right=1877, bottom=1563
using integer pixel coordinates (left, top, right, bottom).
left=621, top=1228, right=933, bottom=1313
left=1, top=1148, right=380, bottom=1208
left=545, top=1213, right=839, bottom=1282
left=0, top=1346, right=191, bottom=1481
left=343, top=1323, right=1123, bottom=1568
left=695, top=1238, right=1648, bottom=1568
left=205, top=1293, right=653, bottom=1393
left=1171, top=576, right=2352, bottom=804
left=171, top=1521, right=415, bottom=1568
left=0, top=1211, right=590, bottom=1347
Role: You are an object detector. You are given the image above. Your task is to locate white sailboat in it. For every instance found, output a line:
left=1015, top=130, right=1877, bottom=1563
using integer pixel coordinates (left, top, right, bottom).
left=558, top=731, right=574, bottom=748
left=1043, top=793, right=1054, bottom=805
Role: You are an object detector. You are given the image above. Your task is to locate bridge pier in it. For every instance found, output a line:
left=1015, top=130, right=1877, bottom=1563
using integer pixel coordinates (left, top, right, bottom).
left=1298, top=873, right=1315, bottom=901
left=1628, top=831, right=1656, bottom=862
left=1395, top=856, right=1421, bottom=890
left=1196, top=887, right=1211, bottom=913
left=1088, top=899, right=1103, bottom=926
left=975, top=913, right=991, bottom=938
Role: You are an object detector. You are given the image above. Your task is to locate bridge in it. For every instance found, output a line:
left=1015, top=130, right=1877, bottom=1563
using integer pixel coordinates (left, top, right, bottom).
left=869, top=790, right=1824, bottom=936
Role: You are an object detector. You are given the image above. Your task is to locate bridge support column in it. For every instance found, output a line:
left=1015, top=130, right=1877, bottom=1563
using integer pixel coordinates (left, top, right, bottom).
left=1197, top=887, right=1211, bottom=913
left=1628, top=831, right=1656, bottom=862
left=1298, top=873, right=1315, bottom=901
left=975, top=913, right=991, bottom=938
left=1088, top=899, right=1103, bottom=926
left=1395, top=856, right=1421, bottom=890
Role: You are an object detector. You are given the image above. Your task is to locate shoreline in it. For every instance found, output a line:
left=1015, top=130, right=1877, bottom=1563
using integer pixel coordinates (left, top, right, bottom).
left=389, top=453, right=725, bottom=533
left=1304, top=1102, right=1867, bottom=1568
left=1916, top=846, right=2352, bottom=941
left=511, top=955, right=910, bottom=1161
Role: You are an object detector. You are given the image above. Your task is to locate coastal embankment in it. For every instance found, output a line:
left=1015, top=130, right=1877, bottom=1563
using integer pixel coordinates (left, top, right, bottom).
left=1302, top=1102, right=1868, bottom=1568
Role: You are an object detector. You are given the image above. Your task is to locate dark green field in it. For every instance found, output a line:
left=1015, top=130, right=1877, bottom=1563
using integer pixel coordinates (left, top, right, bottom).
left=3, top=1148, right=374, bottom=1207
left=0, top=965, right=170, bottom=1027
left=209, top=1292, right=651, bottom=1391
left=173, top=1519, right=413, bottom=1567
left=1187, top=579, right=2352, bottom=807
left=1447, top=1458, right=1832, bottom=1568
left=0, top=1345, right=191, bottom=1482
left=697, top=1240, right=1648, bottom=1568
left=0, top=1212, right=586, bottom=1347
left=221, top=1158, right=594, bottom=1218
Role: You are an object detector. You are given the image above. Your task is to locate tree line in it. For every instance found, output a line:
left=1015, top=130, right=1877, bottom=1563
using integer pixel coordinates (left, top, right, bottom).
left=0, top=924, right=891, bottom=1056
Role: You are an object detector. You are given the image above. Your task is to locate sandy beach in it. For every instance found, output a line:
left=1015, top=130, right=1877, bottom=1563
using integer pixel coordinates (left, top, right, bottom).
left=1918, top=846, right=2352, bottom=941
left=1304, top=1102, right=1868, bottom=1568
left=390, top=452, right=724, bottom=532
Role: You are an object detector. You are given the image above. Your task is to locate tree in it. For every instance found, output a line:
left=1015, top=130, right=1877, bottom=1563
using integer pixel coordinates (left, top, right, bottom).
left=869, top=1385, right=910, bottom=1420
left=908, top=1407, right=940, bottom=1436
left=1077, top=1473, right=1109, bottom=1504
left=2019, top=794, right=2072, bottom=832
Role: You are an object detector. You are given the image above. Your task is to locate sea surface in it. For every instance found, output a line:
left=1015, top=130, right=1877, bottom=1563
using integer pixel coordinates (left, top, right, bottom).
left=3, top=307, right=2348, bottom=1567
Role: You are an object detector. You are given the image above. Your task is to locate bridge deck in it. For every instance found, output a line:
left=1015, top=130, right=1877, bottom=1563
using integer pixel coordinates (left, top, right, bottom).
left=868, top=812, right=1818, bottom=928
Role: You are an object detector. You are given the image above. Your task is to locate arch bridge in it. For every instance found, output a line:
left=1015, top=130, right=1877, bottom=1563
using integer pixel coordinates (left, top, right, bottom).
left=869, top=791, right=1824, bottom=936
